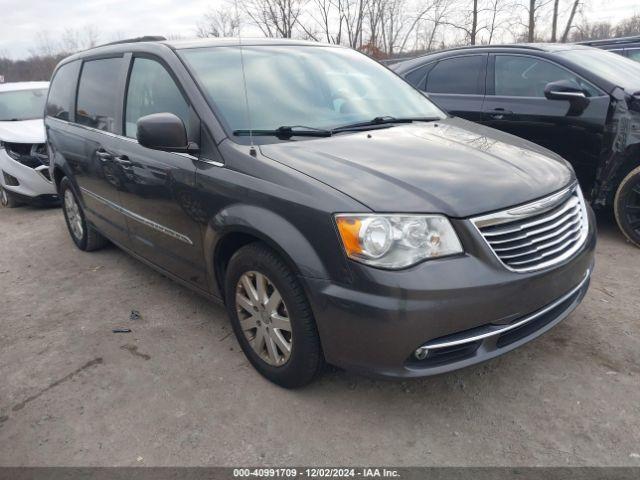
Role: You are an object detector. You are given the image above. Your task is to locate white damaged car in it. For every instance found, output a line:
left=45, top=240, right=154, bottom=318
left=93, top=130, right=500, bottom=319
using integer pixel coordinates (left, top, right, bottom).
left=0, top=81, right=57, bottom=208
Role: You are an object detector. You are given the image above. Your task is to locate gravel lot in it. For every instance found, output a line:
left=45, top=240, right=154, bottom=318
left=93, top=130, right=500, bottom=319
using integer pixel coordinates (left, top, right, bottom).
left=0, top=204, right=638, bottom=467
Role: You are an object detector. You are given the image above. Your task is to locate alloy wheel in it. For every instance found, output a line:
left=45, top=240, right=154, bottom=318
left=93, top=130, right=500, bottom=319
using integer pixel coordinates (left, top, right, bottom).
left=235, top=271, right=293, bottom=366
left=0, top=187, right=8, bottom=207
left=624, top=181, right=640, bottom=236
left=64, top=189, right=84, bottom=240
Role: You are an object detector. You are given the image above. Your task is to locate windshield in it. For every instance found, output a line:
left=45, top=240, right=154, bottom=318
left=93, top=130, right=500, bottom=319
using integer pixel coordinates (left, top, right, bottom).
left=0, top=88, right=48, bottom=121
left=179, top=45, right=444, bottom=138
left=556, top=48, right=640, bottom=92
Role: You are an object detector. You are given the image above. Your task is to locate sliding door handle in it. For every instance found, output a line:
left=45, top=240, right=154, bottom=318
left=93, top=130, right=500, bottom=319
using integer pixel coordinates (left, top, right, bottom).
left=115, top=155, right=132, bottom=167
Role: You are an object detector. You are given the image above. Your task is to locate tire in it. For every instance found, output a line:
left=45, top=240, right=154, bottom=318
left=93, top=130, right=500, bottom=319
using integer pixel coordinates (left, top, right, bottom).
left=60, top=177, right=109, bottom=251
left=0, top=185, right=21, bottom=208
left=614, top=165, right=640, bottom=248
left=224, top=242, right=324, bottom=388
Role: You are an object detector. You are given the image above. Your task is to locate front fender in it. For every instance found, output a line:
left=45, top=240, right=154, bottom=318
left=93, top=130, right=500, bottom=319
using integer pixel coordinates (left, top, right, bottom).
left=203, top=203, right=333, bottom=298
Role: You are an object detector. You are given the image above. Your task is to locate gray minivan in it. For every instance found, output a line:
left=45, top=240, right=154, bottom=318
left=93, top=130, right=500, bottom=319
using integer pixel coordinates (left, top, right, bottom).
left=46, top=38, right=595, bottom=387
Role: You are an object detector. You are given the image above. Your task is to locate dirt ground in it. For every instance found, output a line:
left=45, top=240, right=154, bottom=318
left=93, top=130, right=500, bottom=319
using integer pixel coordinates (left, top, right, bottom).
left=0, top=204, right=638, bottom=467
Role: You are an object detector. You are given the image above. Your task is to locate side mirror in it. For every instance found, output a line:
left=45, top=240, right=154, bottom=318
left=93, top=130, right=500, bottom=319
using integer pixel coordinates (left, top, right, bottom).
left=544, top=80, right=590, bottom=116
left=137, top=113, right=199, bottom=154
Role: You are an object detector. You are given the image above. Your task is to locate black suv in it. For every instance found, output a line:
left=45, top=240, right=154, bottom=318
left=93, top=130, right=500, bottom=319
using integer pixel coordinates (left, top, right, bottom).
left=46, top=38, right=595, bottom=387
left=393, top=44, right=640, bottom=247
left=577, top=36, right=640, bottom=62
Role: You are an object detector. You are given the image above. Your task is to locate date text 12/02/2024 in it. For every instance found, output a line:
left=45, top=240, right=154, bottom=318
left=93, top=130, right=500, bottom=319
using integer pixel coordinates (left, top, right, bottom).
left=232, top=468, right=400, bottom=478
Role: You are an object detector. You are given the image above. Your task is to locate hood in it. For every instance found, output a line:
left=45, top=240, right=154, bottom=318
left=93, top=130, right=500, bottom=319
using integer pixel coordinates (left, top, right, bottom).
left=0, top=119, right=46, bottom=144
left=260, top=117, right=574, bottom=218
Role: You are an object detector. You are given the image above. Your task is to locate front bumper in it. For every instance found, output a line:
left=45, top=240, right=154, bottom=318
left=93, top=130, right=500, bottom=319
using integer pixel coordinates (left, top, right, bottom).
left=0, top=148, right=57, bottom=199
left=304, top=207, right=596, bottom=378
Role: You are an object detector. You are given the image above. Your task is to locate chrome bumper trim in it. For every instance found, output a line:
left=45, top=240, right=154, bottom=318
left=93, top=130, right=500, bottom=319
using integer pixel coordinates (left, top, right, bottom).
left=415, top=269, right=590, bottom=356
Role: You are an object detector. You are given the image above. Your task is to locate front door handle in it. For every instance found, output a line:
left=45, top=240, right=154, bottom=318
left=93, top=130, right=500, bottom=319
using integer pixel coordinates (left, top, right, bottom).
left=487, top=108, right=513, bottom=120
left=95, top=149, right=112, bottom=161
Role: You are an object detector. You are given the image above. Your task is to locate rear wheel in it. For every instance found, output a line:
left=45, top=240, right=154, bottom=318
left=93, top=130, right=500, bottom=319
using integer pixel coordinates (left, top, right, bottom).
left=614, top=166, right=640, bottom=248
left=60, top=177, right=109, bottom=251
left=224, top=242, right=324, bottom=388
left=0, top=186, right=21, bottom=208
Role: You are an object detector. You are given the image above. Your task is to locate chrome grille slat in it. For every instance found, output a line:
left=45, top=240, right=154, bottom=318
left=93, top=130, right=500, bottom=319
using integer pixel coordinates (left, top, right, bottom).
left=492, top=218, right=582, bottom=252
left=472, top=185, right=589, bottom=272
left=482, top=197, right=580, bottom=237
left=507, top=235, right=581, bottom=266
left=496, top=226, right=583, bottom=259
left=487, top=209, right=581, bottom=246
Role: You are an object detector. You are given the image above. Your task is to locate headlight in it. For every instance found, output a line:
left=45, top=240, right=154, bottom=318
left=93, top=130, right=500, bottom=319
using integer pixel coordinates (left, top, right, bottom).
left=335, top=214, right=463, bottom=269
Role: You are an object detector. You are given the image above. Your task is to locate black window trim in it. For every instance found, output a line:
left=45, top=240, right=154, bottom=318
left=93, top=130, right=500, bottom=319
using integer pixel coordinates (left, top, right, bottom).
left=488, top=52, right=606, bottom=99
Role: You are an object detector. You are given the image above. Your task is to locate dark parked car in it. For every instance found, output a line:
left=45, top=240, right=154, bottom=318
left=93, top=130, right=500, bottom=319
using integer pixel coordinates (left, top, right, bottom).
left=393, top=44, right=640, bottom=247
left=577, top=36, right=640, bottom=62
left=46, top=38, right=595, bottom=387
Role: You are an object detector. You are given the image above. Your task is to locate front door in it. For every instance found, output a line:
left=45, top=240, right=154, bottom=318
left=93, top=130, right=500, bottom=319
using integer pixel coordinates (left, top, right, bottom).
left=113, top=56, right=208, bottom=290
left=481, top=54, right=610, bottom=189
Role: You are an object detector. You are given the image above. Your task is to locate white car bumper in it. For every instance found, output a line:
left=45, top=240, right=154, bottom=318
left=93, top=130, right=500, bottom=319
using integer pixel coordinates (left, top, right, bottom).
left=0, top=147, right=57, bottom=200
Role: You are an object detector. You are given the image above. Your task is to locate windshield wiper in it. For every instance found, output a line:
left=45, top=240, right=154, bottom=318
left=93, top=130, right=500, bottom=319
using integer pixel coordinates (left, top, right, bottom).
left=332, top=116, right=440, bottom=133
left=233, top=125, right=332, bottom=140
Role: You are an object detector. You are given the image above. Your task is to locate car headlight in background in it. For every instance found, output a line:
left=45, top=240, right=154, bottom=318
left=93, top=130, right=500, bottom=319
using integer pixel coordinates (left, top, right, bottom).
left=335, top=214, right=463, bottom=269
left=0, top=141, right=50, bottom=167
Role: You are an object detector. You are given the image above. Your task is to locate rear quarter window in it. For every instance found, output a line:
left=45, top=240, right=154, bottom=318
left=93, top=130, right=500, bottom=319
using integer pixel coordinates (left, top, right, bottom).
left=46, top=61, right=80, bottom=121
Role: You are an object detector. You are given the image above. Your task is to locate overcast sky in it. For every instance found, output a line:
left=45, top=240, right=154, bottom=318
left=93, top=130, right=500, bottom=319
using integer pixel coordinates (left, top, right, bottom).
left=0, top=0, right=636, bottom=59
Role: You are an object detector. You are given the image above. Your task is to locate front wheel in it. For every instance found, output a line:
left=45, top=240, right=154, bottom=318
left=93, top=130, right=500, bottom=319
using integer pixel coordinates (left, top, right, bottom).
left=60, top=177, right=109, bottom=251
left=0, top=185, right=21, bottom=208
left=224, top=243, right=324, bottom=388
left=614, top=165, right=640, bottom=248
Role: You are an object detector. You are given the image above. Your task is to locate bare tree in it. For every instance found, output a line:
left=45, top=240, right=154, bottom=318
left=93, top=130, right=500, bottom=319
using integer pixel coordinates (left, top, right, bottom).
left=343, top=0, right=368, bottom=48
left=60, top=26, right=100, bottom=53
left=615, top=13, right=640, bottom=37
left=423, top=0, right=455, bottom=50
left=560, top=0, right=580, bottom=42
left=569, top=19, right=613, bottom=41
left=550, top=0, right=559, bottom=41
left=243, top=0, right=306, bottom=37
left=484, top=0, right=514, bottom=44
left=196, top=7, right=240, bottom=37
left=439, top=0, right=482, bottom=45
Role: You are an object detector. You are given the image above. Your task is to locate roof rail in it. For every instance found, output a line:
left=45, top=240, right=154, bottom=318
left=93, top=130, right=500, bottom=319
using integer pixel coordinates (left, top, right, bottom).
left=577, top=35, right=640, bottom=46
left=404, top=43, right=545, bottom=61
left=97, top=36, right=167, bottom=48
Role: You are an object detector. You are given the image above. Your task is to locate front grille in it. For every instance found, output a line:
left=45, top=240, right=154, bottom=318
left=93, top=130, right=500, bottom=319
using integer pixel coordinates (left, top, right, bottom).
left=472, top=184, right=588, bottom=272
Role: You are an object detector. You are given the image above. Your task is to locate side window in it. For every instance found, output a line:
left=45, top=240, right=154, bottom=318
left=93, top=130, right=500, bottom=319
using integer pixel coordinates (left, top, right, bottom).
left=627, top=49, right=640, bottom=62
left=46, top=61, right=80, bottom=121
left=404, top=64, right=431, bottom=90
left=494, top=55, right=595, bottom=98
left=124, top=58, right=191, bottom=139
left=426, top=56, right=485, bottom=95
left=76, top=58, right=122, bottom=132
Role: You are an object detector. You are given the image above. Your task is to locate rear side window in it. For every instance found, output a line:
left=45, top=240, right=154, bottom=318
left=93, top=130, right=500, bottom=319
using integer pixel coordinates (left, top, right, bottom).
left=404, top=64, right=431, bottom=90
left=426, top=56, right=485, bottom=95
left=124, top=58, right=191, bottom=139
left=76, top=58, right=122, bottom=132
left=628, top=49, right=640, bottom=62
left=46, top=61, right=80, bottom=121
left=494, top=55, right=594, bottom=97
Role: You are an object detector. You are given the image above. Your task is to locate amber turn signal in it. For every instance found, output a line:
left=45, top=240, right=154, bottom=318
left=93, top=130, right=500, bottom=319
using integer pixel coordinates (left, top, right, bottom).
left=336, top=216, right=363, bottom=256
